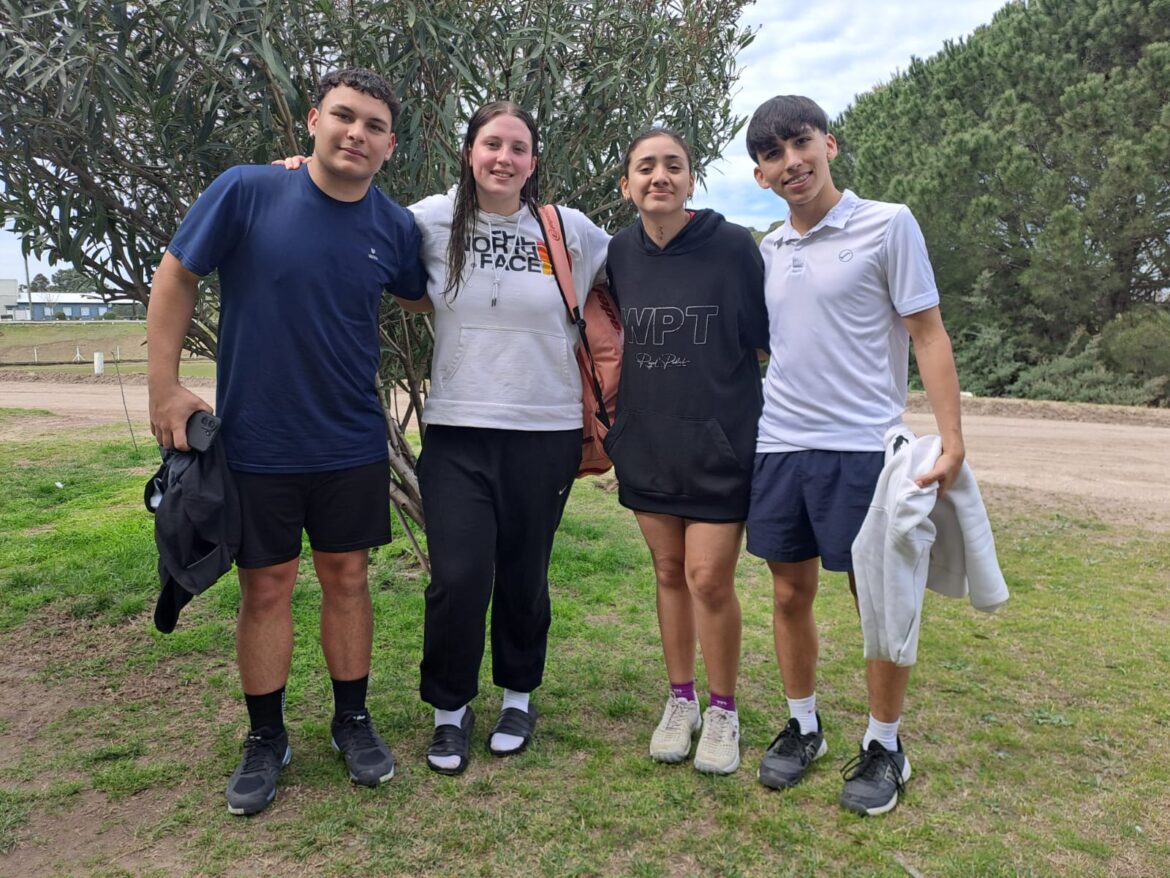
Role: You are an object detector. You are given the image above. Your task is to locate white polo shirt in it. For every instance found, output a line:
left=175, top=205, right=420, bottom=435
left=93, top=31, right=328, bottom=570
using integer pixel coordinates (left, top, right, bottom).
left=756, top=190, right=939, bottom=453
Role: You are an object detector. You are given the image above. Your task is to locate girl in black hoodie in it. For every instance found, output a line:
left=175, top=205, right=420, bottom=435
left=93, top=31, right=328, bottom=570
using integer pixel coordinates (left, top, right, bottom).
left=603, top=129, right=769, bottom=775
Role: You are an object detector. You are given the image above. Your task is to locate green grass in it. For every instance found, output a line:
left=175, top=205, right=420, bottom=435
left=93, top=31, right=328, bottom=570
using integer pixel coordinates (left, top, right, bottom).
left=0, top=321, right=147, bottom=362
left=0, top=360, right=217, bottom=378
left=0, top=406, right=52, bottom=423
left=0, top=320, right=214, bottom=378
left=0, top=321, right=145, bottom=342
left=0, top=431, right=1167, bottom=875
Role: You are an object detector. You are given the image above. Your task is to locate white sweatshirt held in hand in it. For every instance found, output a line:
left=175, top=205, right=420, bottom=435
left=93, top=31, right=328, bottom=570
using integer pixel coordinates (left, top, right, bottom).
left=852, top=425, right=1010, bottom=666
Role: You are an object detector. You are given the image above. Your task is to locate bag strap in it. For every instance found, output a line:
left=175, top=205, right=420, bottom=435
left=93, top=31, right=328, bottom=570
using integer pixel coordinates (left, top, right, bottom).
left=538, top=204, right=577, bottom=312
left=537, top=204, right=610, bottom=429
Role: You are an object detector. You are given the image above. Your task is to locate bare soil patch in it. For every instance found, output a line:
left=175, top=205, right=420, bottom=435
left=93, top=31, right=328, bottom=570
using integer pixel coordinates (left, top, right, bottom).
left=0, top=611, right=204, bottom=876
left=904, top=405, right=1170, bottom=533
left=0, top=374, right=207, bottom=442
left=906, top=391, right=1170, bottom=429
left=0, top=788, right=190, bottom=878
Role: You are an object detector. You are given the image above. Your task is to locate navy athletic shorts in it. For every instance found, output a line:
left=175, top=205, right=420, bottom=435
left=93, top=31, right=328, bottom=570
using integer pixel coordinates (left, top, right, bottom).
left=745, top=450, right=884, bottom=572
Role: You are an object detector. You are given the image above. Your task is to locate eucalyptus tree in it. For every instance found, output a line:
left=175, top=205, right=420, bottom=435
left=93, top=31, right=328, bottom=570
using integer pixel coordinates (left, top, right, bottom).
left=0, top=0, right=755, bottom=544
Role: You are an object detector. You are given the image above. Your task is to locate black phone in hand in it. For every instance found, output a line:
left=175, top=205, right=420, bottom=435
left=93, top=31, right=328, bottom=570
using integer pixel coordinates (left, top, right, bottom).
left=186, top=411, right=221, bottom=452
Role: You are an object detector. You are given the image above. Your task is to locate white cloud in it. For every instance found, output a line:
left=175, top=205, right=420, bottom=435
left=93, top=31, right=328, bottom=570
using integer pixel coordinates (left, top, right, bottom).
left=692, top=0, right=1010, bottom=230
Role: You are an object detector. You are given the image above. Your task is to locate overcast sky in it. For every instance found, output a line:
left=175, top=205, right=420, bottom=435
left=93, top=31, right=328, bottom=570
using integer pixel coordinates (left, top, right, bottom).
left=0, top=1, right=1009, bottom=285
left=690, top=0, right=1010, bottom=229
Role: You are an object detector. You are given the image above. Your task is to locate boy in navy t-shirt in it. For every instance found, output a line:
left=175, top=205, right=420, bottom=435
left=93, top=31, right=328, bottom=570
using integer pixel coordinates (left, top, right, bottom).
left=744, top=95, right=966, bottom=815
left=147, top=68, right=426, bottom=816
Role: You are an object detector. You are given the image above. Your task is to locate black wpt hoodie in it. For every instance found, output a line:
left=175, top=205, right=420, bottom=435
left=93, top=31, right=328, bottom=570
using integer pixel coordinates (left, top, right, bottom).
left=603, top=209, right=769, bottom=521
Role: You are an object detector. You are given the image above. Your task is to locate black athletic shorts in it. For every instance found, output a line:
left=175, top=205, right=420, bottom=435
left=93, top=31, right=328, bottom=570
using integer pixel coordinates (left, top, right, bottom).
left=232, top=459, right=391, bottom=568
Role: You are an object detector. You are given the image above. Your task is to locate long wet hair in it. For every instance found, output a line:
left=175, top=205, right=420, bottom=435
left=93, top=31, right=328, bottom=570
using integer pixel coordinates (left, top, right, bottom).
left=444, top=101, right=542, bottom=300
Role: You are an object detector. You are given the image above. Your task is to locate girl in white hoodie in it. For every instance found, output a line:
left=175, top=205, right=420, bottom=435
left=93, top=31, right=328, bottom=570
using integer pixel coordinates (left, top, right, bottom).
left=395, top=102, right=609, bottom=775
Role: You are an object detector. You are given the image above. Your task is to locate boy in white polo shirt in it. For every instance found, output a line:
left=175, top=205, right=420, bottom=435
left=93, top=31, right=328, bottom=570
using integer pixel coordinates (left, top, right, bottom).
left=744, top=95, right=966, bottom=815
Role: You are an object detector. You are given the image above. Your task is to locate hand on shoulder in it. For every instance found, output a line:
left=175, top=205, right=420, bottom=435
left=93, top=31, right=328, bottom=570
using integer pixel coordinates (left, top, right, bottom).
left=271, top=155, right=311, bottom=170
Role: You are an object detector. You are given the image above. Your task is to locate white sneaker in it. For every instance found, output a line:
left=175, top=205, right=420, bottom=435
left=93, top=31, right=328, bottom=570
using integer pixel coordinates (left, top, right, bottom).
left=649, top=696, right=702, bottom=763
left=693, top=706, right=740, bottom=775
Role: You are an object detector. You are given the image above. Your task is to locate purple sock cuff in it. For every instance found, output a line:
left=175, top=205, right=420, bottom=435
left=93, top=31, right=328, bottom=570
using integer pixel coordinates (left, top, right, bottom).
left=670, top=681, right=697, bottom=702
left=709, top=691, right=736, bottom=712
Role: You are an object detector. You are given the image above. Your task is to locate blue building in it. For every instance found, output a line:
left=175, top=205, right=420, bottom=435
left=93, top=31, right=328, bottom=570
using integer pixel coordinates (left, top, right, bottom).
left=25, top=292, right=135, bottom=320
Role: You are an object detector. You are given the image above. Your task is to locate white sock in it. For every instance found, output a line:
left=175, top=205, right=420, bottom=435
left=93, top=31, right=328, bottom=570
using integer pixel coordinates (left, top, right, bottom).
left=435, top=706, right=467, bottom=728
left=491, top=689, right=530, bottom=752
left=862, top=715, right=901, bottom=752
left=787, top=693, right=818, bottom=735
left=428, top=705, right=468, bottom=770
left=502, top=689, right=530, bottom=712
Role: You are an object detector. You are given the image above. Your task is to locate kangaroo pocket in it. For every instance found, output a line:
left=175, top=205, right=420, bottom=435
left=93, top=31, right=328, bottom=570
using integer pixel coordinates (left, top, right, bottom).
left=436, top=325, right=574, bottom=407
left=604, top=410, right=748, bottom=499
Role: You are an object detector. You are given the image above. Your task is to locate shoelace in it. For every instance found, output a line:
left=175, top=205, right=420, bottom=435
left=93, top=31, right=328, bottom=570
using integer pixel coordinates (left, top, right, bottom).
left=704, top=709, right=737, bottom=749
left=840, top=746, right=906, bottom=792
left=337, top=713, right=379, bottom=748
left=241, top=734, right=283, bottom=773
left=769, top=721, right=815, bottom=761
left=661, top=699, right=695, bottom=733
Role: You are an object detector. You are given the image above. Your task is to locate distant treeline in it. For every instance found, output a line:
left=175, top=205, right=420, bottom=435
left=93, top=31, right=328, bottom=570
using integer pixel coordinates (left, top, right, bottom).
left=831, top=0, right=1169, bottom=405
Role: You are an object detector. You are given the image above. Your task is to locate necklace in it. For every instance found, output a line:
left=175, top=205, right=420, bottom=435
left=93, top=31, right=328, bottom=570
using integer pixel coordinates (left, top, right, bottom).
left=484, top=212, right=523, bottom=307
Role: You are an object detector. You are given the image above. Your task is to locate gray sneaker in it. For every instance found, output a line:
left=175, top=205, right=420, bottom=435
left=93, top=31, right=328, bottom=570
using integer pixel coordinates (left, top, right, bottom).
left=839, top=738, right=912, bottom=816
left=226, top=730, right=291, bottom=816
left=331, top=712, right=396, bottom=786
left=758, top=715, right=826, bottom=789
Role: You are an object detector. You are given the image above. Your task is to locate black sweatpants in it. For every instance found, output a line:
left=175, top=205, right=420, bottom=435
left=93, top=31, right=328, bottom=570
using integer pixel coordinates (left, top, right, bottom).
left=418, top=425, right=582, bottom=710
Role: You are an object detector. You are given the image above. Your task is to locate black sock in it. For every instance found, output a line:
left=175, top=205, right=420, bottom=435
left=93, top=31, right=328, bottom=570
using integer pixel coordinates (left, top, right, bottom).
left=244, top=687, right=285, bottom=737
left=332, top=675, right=369, bottom=720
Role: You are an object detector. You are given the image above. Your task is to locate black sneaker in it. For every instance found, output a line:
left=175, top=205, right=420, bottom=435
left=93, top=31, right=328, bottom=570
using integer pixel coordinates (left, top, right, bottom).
left=331, top=711, right=396, bottom=786
left=226, top=730, right=291, bottom=816
left=758, top=714, right=827, bottom=789
left=839, top=737, right=912, bottom=816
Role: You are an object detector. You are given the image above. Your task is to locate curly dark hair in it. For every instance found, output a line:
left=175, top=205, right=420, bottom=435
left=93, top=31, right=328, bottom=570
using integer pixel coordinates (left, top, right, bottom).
left=317, top=68, right=401, bottom=128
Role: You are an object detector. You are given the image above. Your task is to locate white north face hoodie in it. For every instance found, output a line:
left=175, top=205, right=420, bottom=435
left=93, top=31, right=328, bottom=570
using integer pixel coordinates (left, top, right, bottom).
left=410, top=191, right=609, bottom=431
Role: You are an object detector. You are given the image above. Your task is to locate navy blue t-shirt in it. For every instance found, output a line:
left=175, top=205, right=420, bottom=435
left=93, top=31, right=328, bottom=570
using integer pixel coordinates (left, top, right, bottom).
left=169, top=165, right=426, bottom=473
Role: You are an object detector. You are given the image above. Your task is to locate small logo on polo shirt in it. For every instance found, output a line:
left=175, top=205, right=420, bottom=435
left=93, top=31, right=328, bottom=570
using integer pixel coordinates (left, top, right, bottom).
left=838, top=249, right=854, bottom=262
left=368, top=248, right=379, bottom=261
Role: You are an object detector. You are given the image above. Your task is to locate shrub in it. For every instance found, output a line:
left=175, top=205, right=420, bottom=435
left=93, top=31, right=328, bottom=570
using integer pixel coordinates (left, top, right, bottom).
left=953, top=324, right=1028, bottom=397
left=1099, top=305, right=1170, bottom=380
left=1008, top=332, right=1158, bottom=405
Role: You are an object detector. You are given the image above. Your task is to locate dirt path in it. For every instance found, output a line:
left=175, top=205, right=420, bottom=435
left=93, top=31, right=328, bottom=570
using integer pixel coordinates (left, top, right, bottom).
left=3, top=377, right=1170, bottom=531
left=0, top=375, right=204, bottom=442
